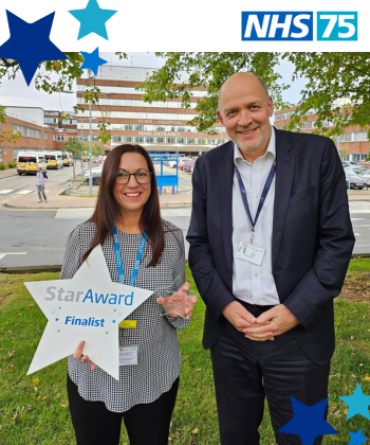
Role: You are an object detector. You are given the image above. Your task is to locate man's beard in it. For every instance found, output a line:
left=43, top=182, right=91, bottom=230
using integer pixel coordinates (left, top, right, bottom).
left=234, top=125, right=270, bottom=153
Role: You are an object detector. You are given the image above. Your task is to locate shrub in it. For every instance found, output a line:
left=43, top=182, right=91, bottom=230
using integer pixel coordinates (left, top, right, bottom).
left=0, top=161, right=7, bottom=170
left=8, top=160, right=16, bottom=168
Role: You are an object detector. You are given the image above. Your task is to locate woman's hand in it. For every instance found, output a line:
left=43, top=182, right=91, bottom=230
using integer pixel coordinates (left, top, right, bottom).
left=73, top=341, right=97, bottom=371
left=157, top=282, right=198, bottom=319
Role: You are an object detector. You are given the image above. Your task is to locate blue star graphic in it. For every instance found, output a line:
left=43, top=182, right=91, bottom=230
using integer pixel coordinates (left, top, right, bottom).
left=348, top=429, right=368, bottom=445
left=279, top=397, right=338, bottom=445
left=340, top=383, right=370, bottom=420
left=80, top=47, right=108, bottom=75
left=69, top=0, right=117, bottom=40
left=0, top=11, right=67, bottom=86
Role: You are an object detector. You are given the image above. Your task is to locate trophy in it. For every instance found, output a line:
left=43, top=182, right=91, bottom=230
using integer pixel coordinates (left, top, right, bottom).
left=155, top=276, right=198, bottom=319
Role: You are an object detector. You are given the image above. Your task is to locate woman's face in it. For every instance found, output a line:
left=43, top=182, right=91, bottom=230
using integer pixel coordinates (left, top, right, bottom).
left=113, top=152, right=152, bottom=215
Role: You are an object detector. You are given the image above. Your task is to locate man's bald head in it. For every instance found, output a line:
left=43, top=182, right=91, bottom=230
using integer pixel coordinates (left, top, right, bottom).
left=218, top=73, right=270, bottom=111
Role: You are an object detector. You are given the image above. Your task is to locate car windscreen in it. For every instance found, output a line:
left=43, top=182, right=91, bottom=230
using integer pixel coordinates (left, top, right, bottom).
left=62, top=155, right=69, bottom=159
left=45, top=155, right=56, bottom=160
left=18, top=156, right=36, bottom=163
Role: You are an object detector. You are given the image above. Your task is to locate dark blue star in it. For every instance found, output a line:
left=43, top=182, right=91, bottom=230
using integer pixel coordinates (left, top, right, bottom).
left=80, top=47, right=108, bottom=75
left=279, top=397, right=338, bottom=445
left=0, top=11, right=67, bottom=86
left=348, top=429, right=368, bottom=445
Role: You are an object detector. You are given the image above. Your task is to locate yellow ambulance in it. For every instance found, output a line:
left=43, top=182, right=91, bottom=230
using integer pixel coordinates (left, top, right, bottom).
left=62, top=152, right=73, bottom=166
left=16, top=151, right=46, bottom=175
left=44, top=151, right=63, bottom=169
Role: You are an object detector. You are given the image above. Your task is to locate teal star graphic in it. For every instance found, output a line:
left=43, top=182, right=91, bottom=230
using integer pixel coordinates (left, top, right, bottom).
left=340, top=383, right=370, bottom=420
left=348, top=429, right=368, bottom=445
left=69, top=0, right=117, bottom=40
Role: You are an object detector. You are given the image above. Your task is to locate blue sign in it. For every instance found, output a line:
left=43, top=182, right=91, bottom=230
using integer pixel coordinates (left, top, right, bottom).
left=241, top=12, right=313, bottom=40
left=317, top=12, right=357, bottom=41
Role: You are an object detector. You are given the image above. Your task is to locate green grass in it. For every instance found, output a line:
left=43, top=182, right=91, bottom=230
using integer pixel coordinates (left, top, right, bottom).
left=0, top=267, right=370, bottom=444
left=349, top=257, right=370, bottom=271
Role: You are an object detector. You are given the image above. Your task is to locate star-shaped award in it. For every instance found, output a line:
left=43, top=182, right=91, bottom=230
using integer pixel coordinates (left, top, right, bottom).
left=340, top=383, right=370, bottom=420
left=69, top=0, right=118, bottom=40
left=278, top=397, right=338, bottom=445
left=348, top=429, right=368, bottom=445
left=0, top=11, right=67, bottom=86
left=25, top=246, right=153, bottom=380
left=80, top=47, right=108, bottom=75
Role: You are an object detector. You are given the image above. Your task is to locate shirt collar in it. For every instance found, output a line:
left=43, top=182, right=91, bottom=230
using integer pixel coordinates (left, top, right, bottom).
left=233, top=126, right=276, bottom=165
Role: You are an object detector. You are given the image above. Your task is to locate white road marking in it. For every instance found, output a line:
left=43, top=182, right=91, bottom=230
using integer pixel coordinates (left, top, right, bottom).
left=0, top=252, right=27, bottom=261
left=0, top=190, right=14, bottom=194
left=17, top=190, right=33, bottom=195
left=55, top=208, right=94, bottom=219
left=351, top=218, right=366, bottom=221
left=350, top=210, right=370, bottom=214
left=354, top=233, right=362, bottom=236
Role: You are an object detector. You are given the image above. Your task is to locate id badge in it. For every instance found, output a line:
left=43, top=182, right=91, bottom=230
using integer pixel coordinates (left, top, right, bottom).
left=119, top=345, right=138, bottom=366
left=236, top=241, right=265, bottom=266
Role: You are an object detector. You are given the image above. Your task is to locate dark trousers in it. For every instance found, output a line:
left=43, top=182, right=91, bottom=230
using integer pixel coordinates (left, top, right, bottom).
left=210, top=302, right=330, bottom=445
left=67, top=375, right=179, bottom=445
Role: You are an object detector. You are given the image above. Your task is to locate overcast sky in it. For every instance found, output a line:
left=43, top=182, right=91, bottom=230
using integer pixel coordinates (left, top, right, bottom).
left=0, top=52, right=306, bottom=112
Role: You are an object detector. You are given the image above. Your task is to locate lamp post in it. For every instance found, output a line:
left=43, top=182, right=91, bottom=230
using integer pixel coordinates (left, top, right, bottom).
left=104, top=92, right=117, bottom=151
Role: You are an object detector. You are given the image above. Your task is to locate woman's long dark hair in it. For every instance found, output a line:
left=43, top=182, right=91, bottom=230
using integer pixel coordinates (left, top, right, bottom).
left=82, top=144, right=164, bottom=267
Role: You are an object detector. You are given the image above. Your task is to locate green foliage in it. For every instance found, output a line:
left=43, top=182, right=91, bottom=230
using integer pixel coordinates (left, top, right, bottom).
left=63, top=137, right=86, bottom=180
left=7, top=160, right=16, bottom=168
left=138, top=52, right=290, bottom=134
left=0, top=161, right=7, bottom=170
left=283, top=53, right=370, bottom=140
left=349, top=257, right=370, bottom=271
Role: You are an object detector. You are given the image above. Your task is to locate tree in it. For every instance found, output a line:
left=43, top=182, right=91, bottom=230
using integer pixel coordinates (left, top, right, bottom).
left=139, top=52, right=370, bottom=141
left=63, top=136, right=85, bottom=180
left=138, top=52, right=289, bottom=134
left=0, top=53, right=127, bottom=142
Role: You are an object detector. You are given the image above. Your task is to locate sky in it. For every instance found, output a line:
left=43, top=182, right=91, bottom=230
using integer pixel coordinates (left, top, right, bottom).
left=0, top=52, right=307, bottom=112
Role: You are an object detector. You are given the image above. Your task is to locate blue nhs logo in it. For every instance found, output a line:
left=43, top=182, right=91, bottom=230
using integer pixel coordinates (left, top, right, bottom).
left=242, top=12, right=313, bottom=40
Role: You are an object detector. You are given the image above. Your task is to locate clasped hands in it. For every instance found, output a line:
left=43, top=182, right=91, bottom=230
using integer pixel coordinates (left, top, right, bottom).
left=222, top=301, right=299, bottom=341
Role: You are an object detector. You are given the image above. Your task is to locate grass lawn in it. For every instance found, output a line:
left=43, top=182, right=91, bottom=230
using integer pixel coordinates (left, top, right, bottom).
left=0, top=265, right=370, bottom=445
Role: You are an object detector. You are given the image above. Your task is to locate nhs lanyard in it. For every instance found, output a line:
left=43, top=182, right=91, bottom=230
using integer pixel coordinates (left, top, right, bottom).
left=112, top=222, right=147, bottom=287
left=235, top=159, right=276, bottom=244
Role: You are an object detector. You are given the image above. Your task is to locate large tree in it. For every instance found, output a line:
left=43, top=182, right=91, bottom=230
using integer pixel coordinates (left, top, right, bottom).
left=139, top=52, right=370, bottom=140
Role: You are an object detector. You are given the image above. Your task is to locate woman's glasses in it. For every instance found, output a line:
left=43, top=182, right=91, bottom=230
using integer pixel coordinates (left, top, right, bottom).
left=116, top=171, right=152, bottom=184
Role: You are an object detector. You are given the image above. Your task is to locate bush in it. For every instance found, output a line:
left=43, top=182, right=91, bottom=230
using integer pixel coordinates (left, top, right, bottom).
left=7, top=160, right=16, bottom=168
left=0, top=161, right=7, bottom=170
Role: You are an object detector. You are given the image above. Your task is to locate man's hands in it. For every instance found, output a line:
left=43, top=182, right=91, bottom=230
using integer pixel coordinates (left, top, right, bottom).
left=244, top=304, right=299, bottom=341
left=223, top=301, right=264, bottom=333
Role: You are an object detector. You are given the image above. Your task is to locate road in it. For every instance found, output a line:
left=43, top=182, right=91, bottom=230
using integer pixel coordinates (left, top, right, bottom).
left=0, top=167, right=369, bottom=269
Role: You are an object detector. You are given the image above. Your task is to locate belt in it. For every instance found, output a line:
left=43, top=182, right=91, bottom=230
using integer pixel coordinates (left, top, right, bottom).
left=235, top=298, right=277, bottom=312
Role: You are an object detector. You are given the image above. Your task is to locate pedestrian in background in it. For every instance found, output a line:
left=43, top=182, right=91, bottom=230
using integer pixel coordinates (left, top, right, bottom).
left=36, top=165, right=48, bottom=203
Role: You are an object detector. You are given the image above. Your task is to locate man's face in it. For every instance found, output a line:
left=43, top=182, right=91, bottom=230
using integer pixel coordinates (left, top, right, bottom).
left=217, top=74, right=274, bottom=154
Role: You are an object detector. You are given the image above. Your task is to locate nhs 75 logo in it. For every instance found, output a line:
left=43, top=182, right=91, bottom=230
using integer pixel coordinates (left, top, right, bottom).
left=242, top=12, right=313, bottom=40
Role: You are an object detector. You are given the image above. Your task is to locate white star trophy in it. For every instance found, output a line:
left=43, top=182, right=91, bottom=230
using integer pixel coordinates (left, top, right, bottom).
left=24, top=245, right=153, bottom=380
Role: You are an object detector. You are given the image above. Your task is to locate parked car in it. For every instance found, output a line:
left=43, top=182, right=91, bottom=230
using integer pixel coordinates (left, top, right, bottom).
left=183, top=160, right=196, bottom=173
left=178, top=159, right=191, bottom=170
left=344, top=169, right=368, bottom=190
left=84, top=165, right=103, bottom=185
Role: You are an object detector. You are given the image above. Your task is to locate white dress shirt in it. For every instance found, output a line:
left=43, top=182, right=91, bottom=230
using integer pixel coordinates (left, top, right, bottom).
left=232, top=127, right=280, bottom=305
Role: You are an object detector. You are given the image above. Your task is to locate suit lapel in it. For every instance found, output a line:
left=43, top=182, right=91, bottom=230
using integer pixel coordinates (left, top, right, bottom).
left=218, top=142, right=234, bottom=275
left=272, top=129, right=295, bottom=268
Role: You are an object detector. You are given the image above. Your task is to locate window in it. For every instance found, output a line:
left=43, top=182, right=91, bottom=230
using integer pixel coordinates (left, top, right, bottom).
left=12, top=124, right=41, bottom=139
left=157, top=126, right=165, bottom=131
left=78, top=135, right=89, bottom=142
left=156, top=138, right=164, bottom=143
left=146, top=137, right=154, bottom=143
left=168, top=138, right=176, bottom=144
left=124, top=124, right=133, bottom=131
left=124, top=136, right=133, bottom=142
left=113, top=136, right=122, bottom=142
left=135, top=125, right=144, bottom=131
left=135, top=137, right=144, bottom=143
left=187, top=138, right=195, bottom=144
left=177, top=138, right=185, bottom=144
left=44, top=133, right=48, bottom=140
left=57, top=135, right=65, bottom=141
left=178, top=127, right=185, bottom=132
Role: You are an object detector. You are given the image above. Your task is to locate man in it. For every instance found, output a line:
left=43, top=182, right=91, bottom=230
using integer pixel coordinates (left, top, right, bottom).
left=36, top=166, right=48, bottom=203
left=187, top=73, right=354, bottom=445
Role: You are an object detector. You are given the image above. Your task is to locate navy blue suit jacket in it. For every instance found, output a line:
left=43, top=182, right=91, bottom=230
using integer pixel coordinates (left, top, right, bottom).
left=187, top=128, right=355, bottom=365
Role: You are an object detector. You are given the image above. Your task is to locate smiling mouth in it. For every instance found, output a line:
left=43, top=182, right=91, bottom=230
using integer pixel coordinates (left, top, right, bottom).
left=124, top=193, right=141, bottom=197
left=238, top=127, right=259, bottom=134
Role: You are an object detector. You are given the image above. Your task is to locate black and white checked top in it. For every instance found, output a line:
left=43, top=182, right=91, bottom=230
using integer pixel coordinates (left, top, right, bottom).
left=60, top=220, right=189, bottom=413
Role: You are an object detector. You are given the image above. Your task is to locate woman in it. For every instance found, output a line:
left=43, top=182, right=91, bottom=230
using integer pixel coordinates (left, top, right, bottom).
left=60, top=144, right=197, bottom=445
left=36, top=165, right=48, bottom=203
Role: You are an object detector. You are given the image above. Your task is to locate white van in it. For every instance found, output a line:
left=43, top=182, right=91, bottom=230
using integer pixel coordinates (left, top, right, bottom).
left=44, top=151, right=63, bottom=169
left=62, top=152, right=73, bottom=167
left=17, top=151, right=46, bottom=175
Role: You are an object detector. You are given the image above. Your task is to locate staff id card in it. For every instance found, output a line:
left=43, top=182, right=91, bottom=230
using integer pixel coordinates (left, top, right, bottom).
left=119, top=345, right=138, bottom=366
left=236, top=241, right=265, bottom=266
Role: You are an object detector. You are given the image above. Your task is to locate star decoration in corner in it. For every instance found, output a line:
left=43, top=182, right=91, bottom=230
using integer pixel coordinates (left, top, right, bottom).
left=69, top=0, right=118, bottom=40
left=80, top=47, right=108, bottom=75
left=278, top=397, right=338, bottom=445
left=0, top=11, right=67, bottom=86
left=339, top=383, right=370, bottom=420
left=348, top=429, right=368, bottom=445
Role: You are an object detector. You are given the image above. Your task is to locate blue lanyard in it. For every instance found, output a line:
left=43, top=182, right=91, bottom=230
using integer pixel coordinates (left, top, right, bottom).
left=235, top=159, right=276, bottom=236
left=112, top=222, right=147, bottom=287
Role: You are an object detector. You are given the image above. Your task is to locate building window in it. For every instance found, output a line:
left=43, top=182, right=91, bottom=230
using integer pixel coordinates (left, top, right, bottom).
left=113, top=136, right=122, bottom=142
left=187, top=138, right=195, bottom=144
left=178, top=138, right=185, bottom=144
left=146, top=137, right=154, bottom=143
left=156, top=126, right=165, bottom=131
left=168, top=138, right=176, bottom=144
left=124, top=136, right=133, bottom=142
left=156, top=138, right=164, bottom=143
left=178, top=127, right=185, bottom=132
left=124, top=124, right=133, bottom=131
left=135, top=137, right=144, bottom=143
left=44, top=133, right=48, bottom=140
left=78, top=135, right=89, bottom=142
left=12, top=124, right=41, bottom=139
left=57, top=135, right=65, bottom=141
left=135, top=125, right=144, bottom=131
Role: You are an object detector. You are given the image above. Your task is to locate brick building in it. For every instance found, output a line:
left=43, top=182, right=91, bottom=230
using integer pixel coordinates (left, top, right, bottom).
left=274, top=106, right=369, bottom=162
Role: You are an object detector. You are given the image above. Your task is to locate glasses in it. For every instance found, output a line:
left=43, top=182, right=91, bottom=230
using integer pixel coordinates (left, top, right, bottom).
left=116, top=171, right=152, bottom=184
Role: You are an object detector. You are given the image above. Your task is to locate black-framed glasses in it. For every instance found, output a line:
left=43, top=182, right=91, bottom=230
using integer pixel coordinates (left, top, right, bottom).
left=116, top=171, right=152, bottom=184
